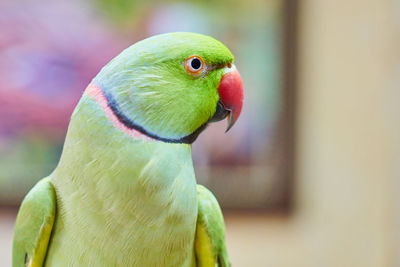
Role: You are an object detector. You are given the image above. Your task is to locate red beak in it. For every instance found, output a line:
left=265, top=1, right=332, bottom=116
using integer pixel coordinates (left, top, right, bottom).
left=217, top=64, right=244, bottom=132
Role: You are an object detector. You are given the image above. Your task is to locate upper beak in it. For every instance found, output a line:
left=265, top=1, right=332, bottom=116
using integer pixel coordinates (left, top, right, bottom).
left=215, top=64, right=244, bottom=132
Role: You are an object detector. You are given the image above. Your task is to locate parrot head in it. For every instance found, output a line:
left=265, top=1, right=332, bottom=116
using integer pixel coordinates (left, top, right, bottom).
left=92, top=32, right=243, bottom=144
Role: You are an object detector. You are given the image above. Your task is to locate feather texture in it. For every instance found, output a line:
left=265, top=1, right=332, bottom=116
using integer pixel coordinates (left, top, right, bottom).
left=13, top=32, right=233, bottom=267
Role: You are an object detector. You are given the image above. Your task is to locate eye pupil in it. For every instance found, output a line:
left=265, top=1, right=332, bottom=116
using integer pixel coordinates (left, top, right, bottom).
left=191, top=58, right=202, bottom=70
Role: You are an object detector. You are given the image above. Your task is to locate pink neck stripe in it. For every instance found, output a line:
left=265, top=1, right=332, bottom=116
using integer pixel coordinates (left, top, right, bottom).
left=85, top=83, right=156, bottom=141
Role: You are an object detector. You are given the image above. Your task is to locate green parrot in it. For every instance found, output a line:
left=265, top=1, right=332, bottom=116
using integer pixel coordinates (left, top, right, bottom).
left=12, top=32, right=244, bottom=267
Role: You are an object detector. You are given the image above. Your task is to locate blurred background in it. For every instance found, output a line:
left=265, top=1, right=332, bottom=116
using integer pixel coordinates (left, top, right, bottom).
left=0, top=0, right=289, bottom=209
left=1, top=0, right=400, bottom=266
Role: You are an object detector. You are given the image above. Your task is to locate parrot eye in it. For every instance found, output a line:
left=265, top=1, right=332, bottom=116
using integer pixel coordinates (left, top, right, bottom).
left=184, top=56, right=205, bottom=75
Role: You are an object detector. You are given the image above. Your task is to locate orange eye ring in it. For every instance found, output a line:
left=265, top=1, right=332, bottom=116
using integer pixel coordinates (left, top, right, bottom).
left=184, top=55, right=205, bottom=75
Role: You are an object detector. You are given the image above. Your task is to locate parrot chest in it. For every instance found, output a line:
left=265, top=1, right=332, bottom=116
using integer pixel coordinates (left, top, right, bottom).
left=46, top=143, right=198, bottom=267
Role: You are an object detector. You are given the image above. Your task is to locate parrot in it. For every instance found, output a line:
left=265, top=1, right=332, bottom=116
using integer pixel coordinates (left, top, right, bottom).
left=12, top=32, right=244, bottom=267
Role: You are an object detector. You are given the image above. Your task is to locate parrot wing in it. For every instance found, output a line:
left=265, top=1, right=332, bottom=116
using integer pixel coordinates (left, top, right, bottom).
left=12, top=177, right=56, bottom=267
left=195, top=184, right=230, bottom=267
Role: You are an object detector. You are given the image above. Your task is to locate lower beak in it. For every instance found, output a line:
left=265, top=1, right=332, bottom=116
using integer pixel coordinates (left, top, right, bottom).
left=214, top=64, right=244, bottom=132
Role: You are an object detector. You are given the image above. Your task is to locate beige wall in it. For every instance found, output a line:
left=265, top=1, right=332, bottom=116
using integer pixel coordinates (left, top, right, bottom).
left=226, top=0, right=400, bottom=266
left=296, top=0, right=399, bottom=266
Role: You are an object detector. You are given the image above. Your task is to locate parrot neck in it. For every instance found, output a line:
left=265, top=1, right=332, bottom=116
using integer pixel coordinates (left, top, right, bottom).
left=85, top=83, right=207, bottom=144
left=56, top=91, right=195, bottom=174
left=85, top=83, right=156, bottom=142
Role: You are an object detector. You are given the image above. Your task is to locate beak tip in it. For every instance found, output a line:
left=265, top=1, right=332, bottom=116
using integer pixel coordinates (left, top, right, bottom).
left=225, top=112, right=236, bottom=132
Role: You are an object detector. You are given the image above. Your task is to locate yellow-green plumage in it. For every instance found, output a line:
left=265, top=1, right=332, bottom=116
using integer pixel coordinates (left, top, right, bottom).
left=13, top=32, right=234, bottom=266
left=13, top=178, right=56, bottom=267
left=195, top=185, right=229, bottom=267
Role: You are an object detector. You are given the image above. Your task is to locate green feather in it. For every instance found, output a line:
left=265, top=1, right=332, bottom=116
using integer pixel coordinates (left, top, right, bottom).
left=13, top=178, right=56, bottom=267
left=195, top=185, right=230, bottom=267
left=13, top=32, right=233, bottom=266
